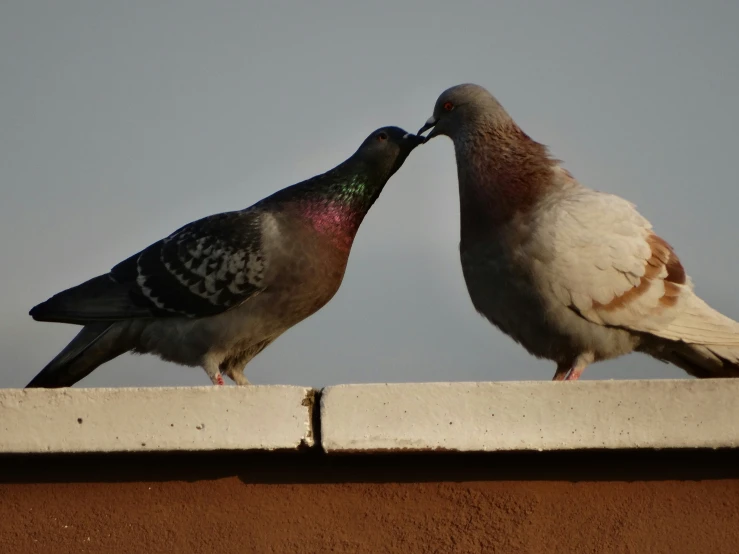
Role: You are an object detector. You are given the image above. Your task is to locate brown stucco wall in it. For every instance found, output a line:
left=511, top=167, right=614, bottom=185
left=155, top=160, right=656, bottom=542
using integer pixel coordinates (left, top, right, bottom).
left=1, top=450, right=738, bottom=553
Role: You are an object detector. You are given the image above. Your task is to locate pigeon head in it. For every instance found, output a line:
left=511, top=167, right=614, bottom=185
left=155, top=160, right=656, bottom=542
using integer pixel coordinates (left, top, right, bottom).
left=418, top=83, right=512, bottom=142
left=353, top=126, right=424, bottom=180
left=270, top=126, right=423, bottom=245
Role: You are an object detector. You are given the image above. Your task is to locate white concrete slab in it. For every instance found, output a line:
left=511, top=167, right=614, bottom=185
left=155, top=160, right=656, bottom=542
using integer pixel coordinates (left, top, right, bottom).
left=320, top=379, right=739, bottom=453
left=0, top=386, right=315, bottom=453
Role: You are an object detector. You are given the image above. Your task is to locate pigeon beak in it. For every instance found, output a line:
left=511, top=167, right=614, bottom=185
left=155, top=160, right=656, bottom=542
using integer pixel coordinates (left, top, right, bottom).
left=417, top=116, right=438, bottom=142
left=402, top=132, right=425, bottom=149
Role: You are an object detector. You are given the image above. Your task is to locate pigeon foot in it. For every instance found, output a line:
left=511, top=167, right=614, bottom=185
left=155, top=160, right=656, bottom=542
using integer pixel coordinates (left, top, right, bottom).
left=552, top=353, right=594, bottom=381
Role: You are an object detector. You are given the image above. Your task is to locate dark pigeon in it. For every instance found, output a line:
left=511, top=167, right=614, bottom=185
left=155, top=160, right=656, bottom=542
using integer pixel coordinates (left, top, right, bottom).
left=27, top=126, right=423, bottom=387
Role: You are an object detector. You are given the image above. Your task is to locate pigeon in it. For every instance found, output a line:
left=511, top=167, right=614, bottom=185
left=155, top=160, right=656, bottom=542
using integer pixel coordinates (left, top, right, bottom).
left=418, top=83, right=739, bottom=380
left=27, top=126, right=423, bottom=388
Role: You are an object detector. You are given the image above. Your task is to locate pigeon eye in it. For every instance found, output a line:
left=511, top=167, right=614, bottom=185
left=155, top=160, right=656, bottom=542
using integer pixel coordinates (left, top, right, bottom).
left=376, top=132, right=388, bottom=141
left=443, top=101, right=454, bottom=111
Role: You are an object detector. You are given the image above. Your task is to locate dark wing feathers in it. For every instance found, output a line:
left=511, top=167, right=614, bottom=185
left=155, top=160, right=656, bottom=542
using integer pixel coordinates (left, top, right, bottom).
left=28, top=274, right=152, bottom=323
left=30, top=211, right=268, bottom=323
left=128, top=213, right=266, bottom=317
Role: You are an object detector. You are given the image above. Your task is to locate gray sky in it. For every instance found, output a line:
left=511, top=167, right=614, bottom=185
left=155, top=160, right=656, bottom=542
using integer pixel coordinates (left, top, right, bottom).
left=2, top=1, right=738, bottom=388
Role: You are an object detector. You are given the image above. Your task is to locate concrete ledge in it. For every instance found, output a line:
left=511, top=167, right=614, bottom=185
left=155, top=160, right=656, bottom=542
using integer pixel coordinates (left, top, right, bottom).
left=320, top=379, right=739, bottom=453
left=0, top=386, right=315, bottom=453
left=4, top=379, right=739, bottom=455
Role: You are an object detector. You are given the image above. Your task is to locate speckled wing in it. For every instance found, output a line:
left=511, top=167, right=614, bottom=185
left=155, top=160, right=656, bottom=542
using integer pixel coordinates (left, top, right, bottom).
left=111, top=210, right=268, bottom=318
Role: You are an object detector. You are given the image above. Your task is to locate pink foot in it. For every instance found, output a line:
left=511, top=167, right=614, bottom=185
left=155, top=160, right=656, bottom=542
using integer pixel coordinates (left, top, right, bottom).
left=554, top=357, right=591, bottom=381
left=216, top=374, right=225, bottom=386
left=565, top=367, right=585, bottom=380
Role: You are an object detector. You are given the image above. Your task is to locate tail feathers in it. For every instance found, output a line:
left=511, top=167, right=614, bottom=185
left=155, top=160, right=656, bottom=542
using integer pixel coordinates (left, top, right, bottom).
left=26, top=323, right=129, bottom=388
left=30, top=274, right=151, bottom=324
left=653, top=341, right=739, bottom=379
left=642, top=292, right=739, bottom=378
left=657, top=295, right=739, bottom=346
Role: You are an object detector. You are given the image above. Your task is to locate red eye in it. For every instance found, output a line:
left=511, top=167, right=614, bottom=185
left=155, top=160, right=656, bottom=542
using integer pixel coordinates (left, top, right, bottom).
left=443, top=101, right=454, bottom=111
left=377, top=132, right=388, bottom=141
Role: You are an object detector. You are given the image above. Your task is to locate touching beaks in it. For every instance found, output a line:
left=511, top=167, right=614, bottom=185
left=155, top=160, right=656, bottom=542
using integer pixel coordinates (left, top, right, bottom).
left=402, top=132, right=425, bottom=148
left=417, top=116, right=438, bottom=142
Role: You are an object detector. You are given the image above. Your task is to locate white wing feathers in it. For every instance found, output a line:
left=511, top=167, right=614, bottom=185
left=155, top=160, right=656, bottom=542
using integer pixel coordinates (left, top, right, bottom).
left=529, top=189, right=739, bottom=346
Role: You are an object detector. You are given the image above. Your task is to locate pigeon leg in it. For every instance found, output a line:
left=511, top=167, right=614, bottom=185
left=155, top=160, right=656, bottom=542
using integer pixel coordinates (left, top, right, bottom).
left=565, top=364, right=587, bottom=381
left=225, top=368, right=250, bottom=386
left=552, top=353, right=594, bottom=381
left=203, top=357, right=225, bottom=386
left=221, top=338, right=275, bottom=385
left=552, top=362, right=570, bottom=381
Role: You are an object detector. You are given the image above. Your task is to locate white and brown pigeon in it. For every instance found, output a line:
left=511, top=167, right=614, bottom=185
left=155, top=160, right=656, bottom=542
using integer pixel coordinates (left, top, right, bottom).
left=418, top=83, right=739, bottom=380
left=27, top=126, right=423, bottom=388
